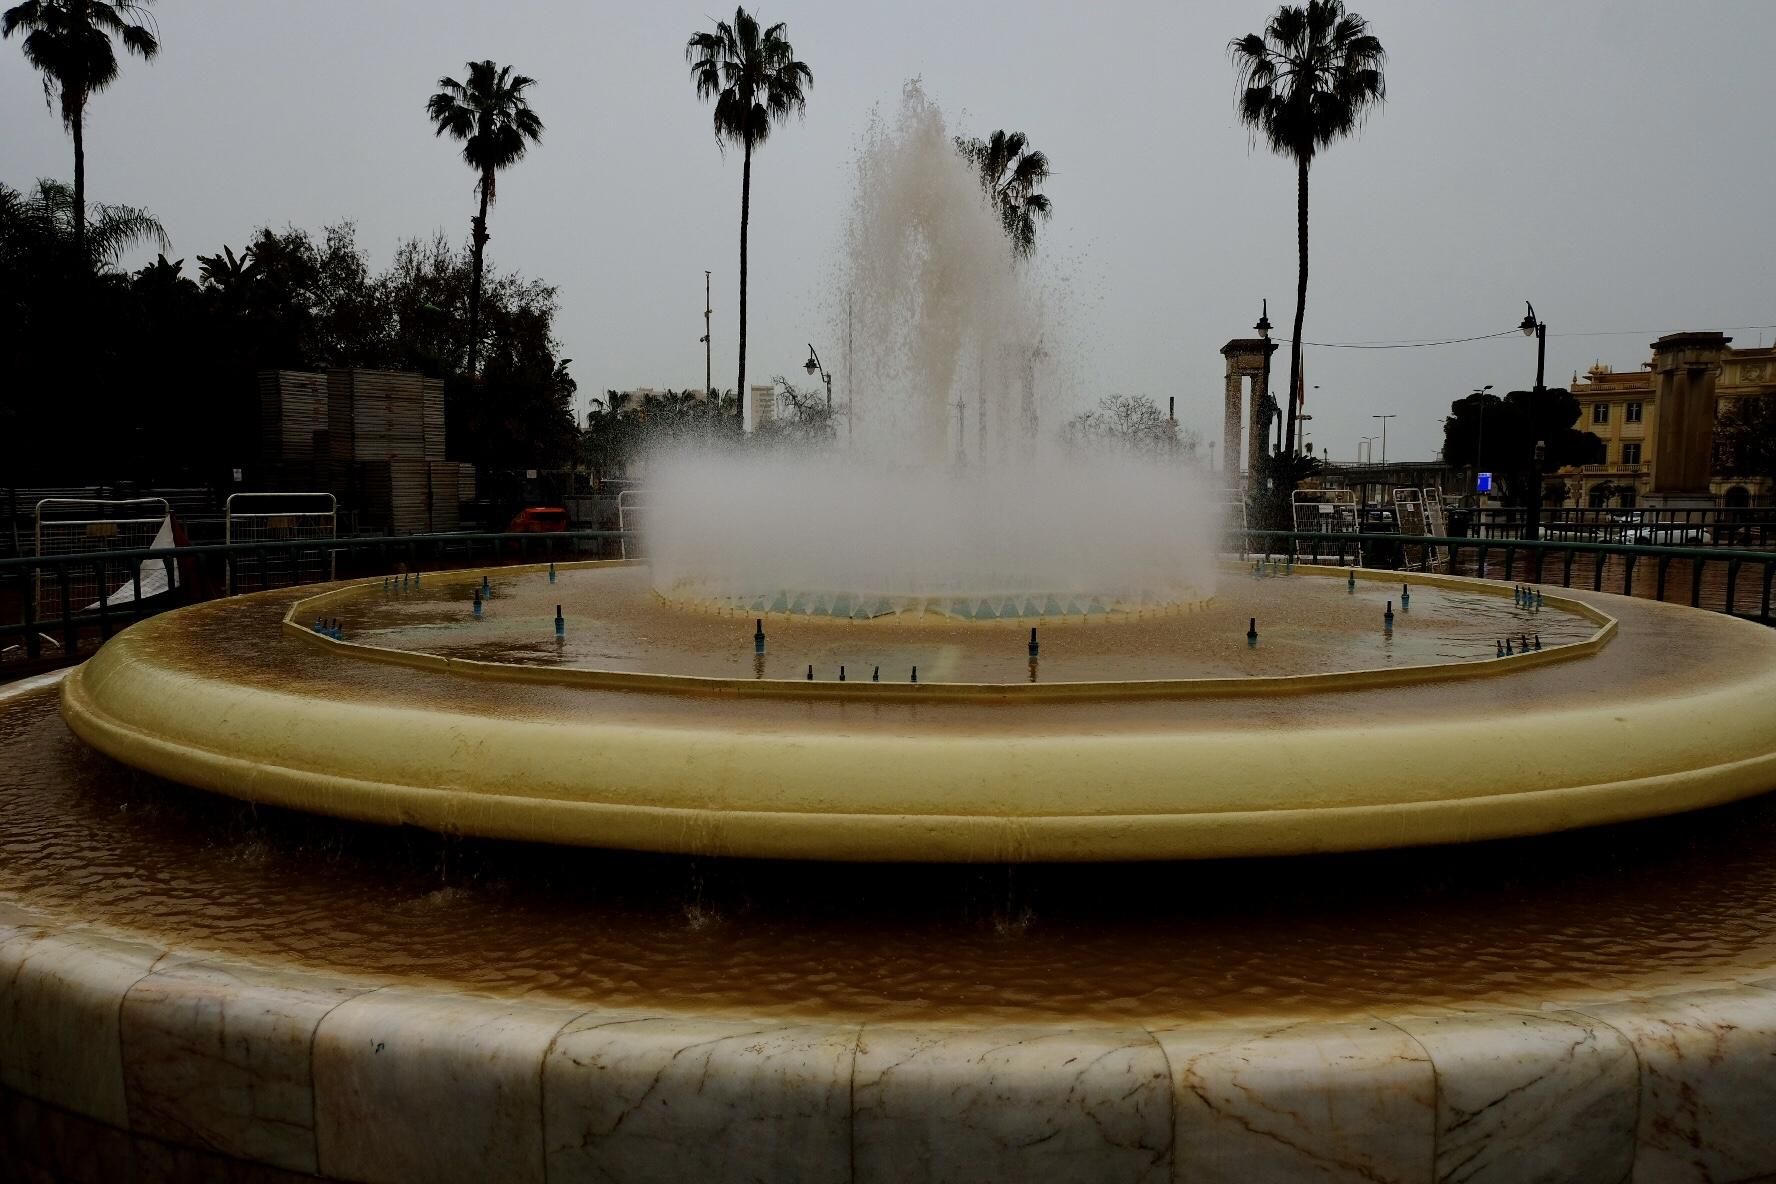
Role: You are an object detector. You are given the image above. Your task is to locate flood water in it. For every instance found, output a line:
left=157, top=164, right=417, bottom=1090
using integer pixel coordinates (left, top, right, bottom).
left=6, top=683, right=1776, bottom=1023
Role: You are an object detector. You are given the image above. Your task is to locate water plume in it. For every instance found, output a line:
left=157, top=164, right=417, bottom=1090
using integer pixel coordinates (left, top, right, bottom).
left=646, top=81, right=1218, bottom=611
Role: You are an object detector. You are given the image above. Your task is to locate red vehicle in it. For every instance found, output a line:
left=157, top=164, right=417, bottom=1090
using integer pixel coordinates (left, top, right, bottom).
left=505, top=506, right=569, bottom=533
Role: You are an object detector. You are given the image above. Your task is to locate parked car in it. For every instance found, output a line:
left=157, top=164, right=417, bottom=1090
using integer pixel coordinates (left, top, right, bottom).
left=1609, top=511, right=1704, bottom=546
left=505, top=506, right=569, bottom=533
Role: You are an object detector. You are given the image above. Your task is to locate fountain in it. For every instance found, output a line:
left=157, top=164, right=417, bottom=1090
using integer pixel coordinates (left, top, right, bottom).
left=6, top=85, right=1776, bottom=1183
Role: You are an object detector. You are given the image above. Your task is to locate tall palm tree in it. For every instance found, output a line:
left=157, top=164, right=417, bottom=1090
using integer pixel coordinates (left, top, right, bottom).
left=685, top=7, right=811, bottom=428
left=3, top=0, right=159, bottom=251
left=426, top=60, right=543, bottom=378
left=955, top=130, right=1052, bottom=258
left=1231, top=0, right=1385, bottom=457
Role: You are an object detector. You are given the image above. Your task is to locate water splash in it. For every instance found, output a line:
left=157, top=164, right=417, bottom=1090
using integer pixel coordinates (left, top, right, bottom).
left=646, top=81, right=1218, bottom=609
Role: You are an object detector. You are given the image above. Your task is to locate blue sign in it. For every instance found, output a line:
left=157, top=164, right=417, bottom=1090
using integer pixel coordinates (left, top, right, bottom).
left=1477, top=472, right=1493, bottom=493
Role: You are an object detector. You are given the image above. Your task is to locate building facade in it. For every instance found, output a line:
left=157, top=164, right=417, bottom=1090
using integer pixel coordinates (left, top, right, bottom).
left=1557, top=339, right=1775, bottom=508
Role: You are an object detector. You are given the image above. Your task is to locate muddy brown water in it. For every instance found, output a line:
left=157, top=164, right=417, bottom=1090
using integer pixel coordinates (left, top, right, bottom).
left=6, top=684, right=1776, bottom=1023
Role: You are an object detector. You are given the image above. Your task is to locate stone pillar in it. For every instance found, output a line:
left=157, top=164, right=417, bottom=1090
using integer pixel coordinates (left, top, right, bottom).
left=1220, top=338, right=1279, bottom=491
left=1647, top=331, right=1731, bottom=501
left=1223, top=372, right=1243, bottom=484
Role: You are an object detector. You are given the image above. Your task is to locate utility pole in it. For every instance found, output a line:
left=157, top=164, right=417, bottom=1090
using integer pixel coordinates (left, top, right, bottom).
left=702, top=271, right=712, bottom=403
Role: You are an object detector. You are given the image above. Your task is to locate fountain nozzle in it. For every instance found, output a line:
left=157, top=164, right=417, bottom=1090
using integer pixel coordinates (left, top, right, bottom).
left=1028, top=627, right=1039, bottom=659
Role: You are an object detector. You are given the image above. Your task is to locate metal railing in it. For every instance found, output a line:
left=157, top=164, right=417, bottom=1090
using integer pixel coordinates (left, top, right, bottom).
left=0, top=529, right=629, bottom=669
left=4, top=526, right=1772, bottom=673
left=1246, top=529, right=1776, bottom=624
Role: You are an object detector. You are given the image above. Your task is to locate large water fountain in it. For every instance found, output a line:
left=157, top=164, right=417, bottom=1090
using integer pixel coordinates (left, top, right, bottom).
left=6, top=86, right=1776, bottom=1183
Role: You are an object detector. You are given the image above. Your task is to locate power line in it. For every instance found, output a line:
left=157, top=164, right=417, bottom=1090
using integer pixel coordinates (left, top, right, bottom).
left=1280, top=324, right=1776, bottom=350
left=1281, top=329, right=1519, bottom=350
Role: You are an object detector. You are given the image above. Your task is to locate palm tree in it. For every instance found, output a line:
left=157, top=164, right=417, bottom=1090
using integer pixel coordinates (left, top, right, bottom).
left=955, top=130, right=1052, bottom=258
left=685, top=7, right=812, bottom=427
left=426, top=60, right=543, bottom=378
left=3, top=0, right=159, bottom=251
left=1230, top=0, right=1385, bottom=458
left=6, top=177, right=166, bottom=270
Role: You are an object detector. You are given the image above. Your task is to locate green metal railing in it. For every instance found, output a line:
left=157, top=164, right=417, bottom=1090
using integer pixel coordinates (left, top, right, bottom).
left=4, top=525, right=1772, bottom=672
left=1244, top=529, right=1776, bottom=624
left=0, top=530, right=630, bottom=666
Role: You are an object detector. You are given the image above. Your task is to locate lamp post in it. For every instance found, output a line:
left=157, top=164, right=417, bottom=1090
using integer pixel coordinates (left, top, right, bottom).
left=1371, top=414, right=1396, bottom=466
left=1519, top=303, right=1548, bottom=540
left=804, top=343, right=839, bottom=443
left=1472, top=384, right=1494, bottom=501
left=1256, top=301, right=1273, bottom=456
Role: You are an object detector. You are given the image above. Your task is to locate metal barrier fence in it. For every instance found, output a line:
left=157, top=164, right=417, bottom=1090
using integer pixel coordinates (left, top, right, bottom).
left=0, top=529, right=628, bottom=668
left=224, top=492, right=338, bottom=594
left=1248, top=530, right=1776, bottom=625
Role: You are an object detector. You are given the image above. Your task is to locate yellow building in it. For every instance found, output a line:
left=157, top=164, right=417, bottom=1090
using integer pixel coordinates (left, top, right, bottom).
left=1558, top=338, right=1776, bottom=508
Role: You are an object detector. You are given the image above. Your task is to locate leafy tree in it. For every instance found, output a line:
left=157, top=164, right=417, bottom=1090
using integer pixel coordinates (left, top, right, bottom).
left=0, top=203, right=577, bottom=483
left=1230, top=0, right=1385, bottom=458
left=1716, top=395, right=1776, bottom=479
left=3, top=0, right=158, bottom=250
left=426, top=60, right=543, bottom=377
left=954, top=130, right=1052, bottom=258
left=685, top=7, right=812, bottom=427
left=1442, top=388, right=1603, bottom=502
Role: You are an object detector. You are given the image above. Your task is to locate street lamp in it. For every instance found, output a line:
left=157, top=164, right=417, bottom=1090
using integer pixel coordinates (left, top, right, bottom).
left=1371, top=414, right=1396, bottom=466
left=1519, top=302, right=1548, bottom=540
left=805, top=343, right=845, bottom=444
left=1472, top=384, right=1494, bottom=500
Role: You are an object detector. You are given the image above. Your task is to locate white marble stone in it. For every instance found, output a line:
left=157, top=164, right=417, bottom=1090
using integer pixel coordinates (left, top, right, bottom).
left=1578, top=987, right=1776, bottom=1184
left=1392, top=1010, right=1636, bottom=1184
left=543, top=1015, right=857, bottom=1184
left=311, top=988, right=584, bottom=1184
left=120, top=956, right=375, bottom=1174
left=0, top=928, right=164, bottom=1127
left=852, top=1025, right=1172, bottom=1184
left=1155, top=1018, right=1435, bottom=1184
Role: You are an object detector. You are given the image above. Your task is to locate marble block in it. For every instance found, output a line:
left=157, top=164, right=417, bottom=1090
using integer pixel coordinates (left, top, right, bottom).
left=1392, top=1010, right=1636, bottom=1184
left=852, top=1025, right=1172, bottom=1184
left=1578, top=987, right=1776, bottom=1184
left=312, top=989, right=585, bottom=1184
left=543, top=1015, right=857, bottom=1184
left=121, top=957, right=375, bottom=1174
left=1156, top=1018, right=1435, bottom=1184
left=0, top=928, right=163, bottom=1127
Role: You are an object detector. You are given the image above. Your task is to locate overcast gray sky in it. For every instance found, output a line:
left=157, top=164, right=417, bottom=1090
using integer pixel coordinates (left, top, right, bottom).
left=5, top=0, right=1773, bottom=462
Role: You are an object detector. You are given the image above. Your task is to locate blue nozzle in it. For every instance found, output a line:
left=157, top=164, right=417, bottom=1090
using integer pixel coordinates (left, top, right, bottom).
left=806, top=665, right=814, bottom=680
left=1028, top=627, right=1039, bottom=659
left=555, top=605, right=565, bottom=637
left=1246, top=617, right=1258, bottom=647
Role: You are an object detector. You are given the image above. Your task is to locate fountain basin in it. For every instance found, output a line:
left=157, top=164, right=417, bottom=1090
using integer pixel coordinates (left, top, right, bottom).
left=55, top=562, right=1776, bottom=861
left=11, top=647, right=1776, bottom=1180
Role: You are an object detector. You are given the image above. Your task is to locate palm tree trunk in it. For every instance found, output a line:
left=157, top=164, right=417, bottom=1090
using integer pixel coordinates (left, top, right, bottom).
left=70, top=97, right=86, bottom=253
left=1284, top=156, right=1308, bottom=457
left=737, top=139, right=752, bottom=428
left=467, top=176, right=491, bottom=377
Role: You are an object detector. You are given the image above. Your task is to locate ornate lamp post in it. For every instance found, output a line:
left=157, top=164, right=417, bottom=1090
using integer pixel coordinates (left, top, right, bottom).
left=1520, top=303, right=1548, bottom=540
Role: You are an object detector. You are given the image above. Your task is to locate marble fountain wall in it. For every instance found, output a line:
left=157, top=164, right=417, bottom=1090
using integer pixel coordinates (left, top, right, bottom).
left=7, top=859, right=1776, bottom=1181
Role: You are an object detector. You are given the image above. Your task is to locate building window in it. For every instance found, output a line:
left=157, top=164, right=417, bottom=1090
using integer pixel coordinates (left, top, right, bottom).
left=1592, top=403, right=1609, bottom=424
left=1625, top=401, right=1643, bottom=423
left=1622, top=442, right=1642, bottom=465
left=1618, top=491, right=1636, bottom=509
